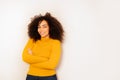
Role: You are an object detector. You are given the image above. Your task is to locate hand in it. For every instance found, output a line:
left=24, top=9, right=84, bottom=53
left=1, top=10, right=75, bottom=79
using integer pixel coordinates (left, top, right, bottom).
left=28, top=48, right=32, bottom=55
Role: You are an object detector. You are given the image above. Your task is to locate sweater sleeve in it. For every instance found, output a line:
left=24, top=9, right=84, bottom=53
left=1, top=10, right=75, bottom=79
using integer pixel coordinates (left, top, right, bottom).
left=31, top=40, right=61, bottom=70
left=22, top=39, right=48, bottom=64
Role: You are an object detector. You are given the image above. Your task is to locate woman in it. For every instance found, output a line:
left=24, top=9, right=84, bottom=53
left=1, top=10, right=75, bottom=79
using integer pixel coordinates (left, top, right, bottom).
left=22, top=12, right=64, bottom=80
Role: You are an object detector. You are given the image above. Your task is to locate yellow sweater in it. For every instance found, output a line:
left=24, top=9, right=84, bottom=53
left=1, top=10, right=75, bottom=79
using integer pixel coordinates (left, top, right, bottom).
left=22, top=37, right=61, bottom=76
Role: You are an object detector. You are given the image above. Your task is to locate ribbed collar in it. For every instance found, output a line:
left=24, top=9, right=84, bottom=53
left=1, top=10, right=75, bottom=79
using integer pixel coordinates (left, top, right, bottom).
left=41, top=37, right=51, bottom=41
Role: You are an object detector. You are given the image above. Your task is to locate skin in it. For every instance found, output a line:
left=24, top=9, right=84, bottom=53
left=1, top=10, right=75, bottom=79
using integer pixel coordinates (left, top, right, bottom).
left=37, top=20, right=49, bottom=38
left=28, top=20, right=50, bottom=55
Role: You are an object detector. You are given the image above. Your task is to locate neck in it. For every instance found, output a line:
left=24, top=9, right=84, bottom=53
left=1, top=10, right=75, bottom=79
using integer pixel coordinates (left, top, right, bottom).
left=41, top=37, right=50, bottom=41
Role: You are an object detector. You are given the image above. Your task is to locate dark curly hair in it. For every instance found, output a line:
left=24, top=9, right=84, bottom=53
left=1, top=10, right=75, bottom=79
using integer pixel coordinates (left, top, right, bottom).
left=28, top=12, right=64, bottom=42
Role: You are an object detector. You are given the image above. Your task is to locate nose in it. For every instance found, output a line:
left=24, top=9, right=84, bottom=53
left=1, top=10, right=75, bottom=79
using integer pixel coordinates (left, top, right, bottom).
left=39, top=27, right=43, bottom=31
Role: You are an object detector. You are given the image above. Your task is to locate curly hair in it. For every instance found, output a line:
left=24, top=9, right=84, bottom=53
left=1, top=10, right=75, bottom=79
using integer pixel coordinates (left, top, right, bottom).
left=28, top=12, right=64, bottom=42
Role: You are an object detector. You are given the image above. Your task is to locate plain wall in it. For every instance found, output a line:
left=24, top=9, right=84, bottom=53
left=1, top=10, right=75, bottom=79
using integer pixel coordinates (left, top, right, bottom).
left=0, top=0, right=120, bottom=80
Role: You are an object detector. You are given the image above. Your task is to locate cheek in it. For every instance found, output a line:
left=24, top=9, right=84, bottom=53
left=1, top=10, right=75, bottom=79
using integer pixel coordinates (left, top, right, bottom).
left=37, top=28, right=39, bottom=32
left=47, top=28, right=49, bottom=33
left=37, top=28, right=40, bottom=33
left=45, top=28, right=49, bottom=33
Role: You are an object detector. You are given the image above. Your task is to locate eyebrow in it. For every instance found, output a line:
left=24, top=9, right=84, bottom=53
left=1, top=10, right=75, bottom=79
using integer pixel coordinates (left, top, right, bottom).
left=38, top=24, right=48, bottom=28
left=41, top=24, right=47, bottom=26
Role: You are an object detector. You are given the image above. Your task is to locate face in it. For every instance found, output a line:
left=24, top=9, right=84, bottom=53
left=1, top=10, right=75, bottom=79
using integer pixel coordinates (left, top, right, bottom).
left=38, top=20, right=49, bottom=38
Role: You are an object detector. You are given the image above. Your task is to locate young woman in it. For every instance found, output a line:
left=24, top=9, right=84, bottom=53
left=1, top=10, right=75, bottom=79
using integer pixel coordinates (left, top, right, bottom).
left=22, top=12, right=64, bottom=80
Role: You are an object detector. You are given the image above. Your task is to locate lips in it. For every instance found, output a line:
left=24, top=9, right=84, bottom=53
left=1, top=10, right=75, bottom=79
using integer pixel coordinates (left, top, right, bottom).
left=40, top=32, right=45, bottom=35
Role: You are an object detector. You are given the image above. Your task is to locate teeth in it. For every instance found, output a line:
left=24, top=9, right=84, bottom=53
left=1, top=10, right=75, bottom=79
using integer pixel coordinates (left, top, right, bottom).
left=40, top=32, right=44, bottom=35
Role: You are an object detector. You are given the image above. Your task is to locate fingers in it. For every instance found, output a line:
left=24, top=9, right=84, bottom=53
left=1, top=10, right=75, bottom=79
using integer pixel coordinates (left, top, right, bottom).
left=28, top=48, right=32, bottom=55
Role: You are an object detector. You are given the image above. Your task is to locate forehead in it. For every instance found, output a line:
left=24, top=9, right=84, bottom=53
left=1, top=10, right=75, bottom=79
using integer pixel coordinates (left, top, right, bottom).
left=39, top=20, right=48, bottom=26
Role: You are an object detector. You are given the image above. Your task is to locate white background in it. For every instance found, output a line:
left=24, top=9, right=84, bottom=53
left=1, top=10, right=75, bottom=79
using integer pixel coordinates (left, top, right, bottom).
left=0, top=0, right=120, bottom=80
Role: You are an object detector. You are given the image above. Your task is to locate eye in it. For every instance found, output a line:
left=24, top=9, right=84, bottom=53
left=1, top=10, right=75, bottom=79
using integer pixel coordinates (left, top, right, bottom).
left=38, top=26, right=41, bottom=28
left=43, top=25, right=47, bottom=28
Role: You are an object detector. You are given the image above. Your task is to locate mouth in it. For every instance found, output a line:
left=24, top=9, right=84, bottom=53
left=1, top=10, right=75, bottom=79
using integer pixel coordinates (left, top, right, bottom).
left=40, top=32, right=45, bottom=35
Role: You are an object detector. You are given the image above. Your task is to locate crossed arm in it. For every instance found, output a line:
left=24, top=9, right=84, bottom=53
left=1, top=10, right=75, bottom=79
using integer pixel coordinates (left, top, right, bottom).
left=22, top=39, right=48, bottom=64
left=22, top=39, right=61, bottom=70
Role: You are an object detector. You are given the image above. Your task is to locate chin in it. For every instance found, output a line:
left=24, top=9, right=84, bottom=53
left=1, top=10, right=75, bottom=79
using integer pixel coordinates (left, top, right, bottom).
left=41, top=36, right=46, bottom=38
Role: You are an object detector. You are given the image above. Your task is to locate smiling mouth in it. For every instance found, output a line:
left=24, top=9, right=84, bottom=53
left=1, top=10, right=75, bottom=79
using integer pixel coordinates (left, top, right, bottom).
left=40, top=32, right=45, bottom=35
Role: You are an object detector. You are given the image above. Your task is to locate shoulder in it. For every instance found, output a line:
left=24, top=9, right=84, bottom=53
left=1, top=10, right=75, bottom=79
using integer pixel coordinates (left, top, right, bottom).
left=27, top=38, right=34, bottom=44
left=50, top=39, right=61, bottom=45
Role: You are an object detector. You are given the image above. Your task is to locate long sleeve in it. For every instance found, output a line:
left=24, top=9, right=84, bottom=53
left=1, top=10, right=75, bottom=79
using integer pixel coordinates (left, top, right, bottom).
left=22, top=39, right=48, bottom=64
left=31, top=40, right=61, bottom=70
